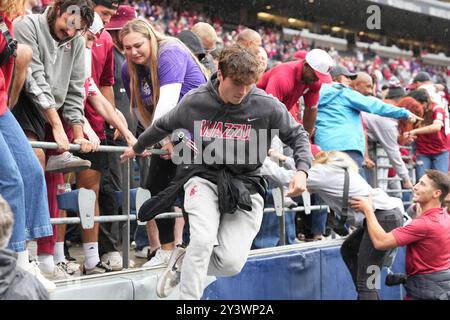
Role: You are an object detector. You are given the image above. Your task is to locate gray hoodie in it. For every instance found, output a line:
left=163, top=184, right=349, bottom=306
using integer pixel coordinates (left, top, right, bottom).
left=13, top=8, right=86, bottom=125
left=0, top=248, right=49, bottom=300
left=307, top=156, right=404, bottom=226
left=133, top=73, right=313, bottom=174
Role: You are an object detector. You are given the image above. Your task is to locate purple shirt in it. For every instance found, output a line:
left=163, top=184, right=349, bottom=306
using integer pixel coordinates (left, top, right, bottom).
left=122, top=39, right=206, bottom=116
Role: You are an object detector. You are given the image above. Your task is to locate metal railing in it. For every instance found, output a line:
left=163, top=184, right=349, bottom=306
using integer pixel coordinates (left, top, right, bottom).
left=372, top=142, right=415, bottom=206
left=31, top=141, right=327, bottom=270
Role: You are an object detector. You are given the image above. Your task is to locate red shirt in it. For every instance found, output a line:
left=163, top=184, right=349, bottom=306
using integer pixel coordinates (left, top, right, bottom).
left=257, top=60, right=322, bottom=111
left=392, top=208, right=450, bottom=276
left=416, top=104, right=447, bottom=155
left=84, top=31, right=115, bottom=139
left=0, top=13, right=14, bottom=115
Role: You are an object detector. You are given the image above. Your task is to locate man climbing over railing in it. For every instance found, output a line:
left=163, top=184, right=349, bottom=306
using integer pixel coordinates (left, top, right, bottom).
left=120, top=45, right=313, bottom=300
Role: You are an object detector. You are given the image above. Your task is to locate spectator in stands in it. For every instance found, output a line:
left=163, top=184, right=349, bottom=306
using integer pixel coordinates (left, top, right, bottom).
left=352, top=72, right=376, bottom=97
left=257, top=48, right=334, bottom=135
left=0, top=195, right=49, bottom=300
left=331, top=65, right=357, bottom=86
left=75, top=0, right=128, bottom=274
left=105, top=4, right=137, bottom=133
left=405, top=88, right=448, bottom=179
left=12, top=0, right=97, bottom=284
left=0, top=0, right=55, bottom=292
left=120, top=45, right=312, bottom=300
left=357, top=79, right=415, bottom=191
left=80, top=10, right=140, bottom=274
left=120, top=18, right=207, bottom=268
left=307, top=151, right=405, bottom=300
left=351, top=169, right=450, bottom=300
left=191, top=22, right=217, bottom=74
left=236, top=28, right=261, bottom=53
left=177, top=29, right=206, bottom=67
left=407, top=71, right=432, bottom=91
left=314, top=72, right=421, bottom=178
left=105, top=6, right=163, bottom=262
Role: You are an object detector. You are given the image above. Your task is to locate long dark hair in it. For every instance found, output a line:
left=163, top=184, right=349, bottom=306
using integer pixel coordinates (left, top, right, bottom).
left=47, top=0, right=95, bottom=34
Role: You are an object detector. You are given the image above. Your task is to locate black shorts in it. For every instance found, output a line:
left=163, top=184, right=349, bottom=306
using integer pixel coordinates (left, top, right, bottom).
left=12, top=91, right=47, bottom=141
left=74, top=139, right=109, bottom=172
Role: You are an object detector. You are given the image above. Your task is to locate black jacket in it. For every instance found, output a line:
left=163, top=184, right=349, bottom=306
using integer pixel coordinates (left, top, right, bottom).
left=138, top=163, right=267, bottom=221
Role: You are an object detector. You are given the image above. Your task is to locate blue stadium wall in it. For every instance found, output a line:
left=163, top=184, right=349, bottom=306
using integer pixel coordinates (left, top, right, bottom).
left=203, top=245, right=406, bottom=300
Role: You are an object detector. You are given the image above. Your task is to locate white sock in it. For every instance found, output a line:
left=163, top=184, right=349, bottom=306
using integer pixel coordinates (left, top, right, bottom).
left=83, top=242, right=99, bottom=269
left=16, top=250, right=30, bottom=269
left=38, top=254, right=55, bottom=273
left=54, top=242, right=66, bottom=264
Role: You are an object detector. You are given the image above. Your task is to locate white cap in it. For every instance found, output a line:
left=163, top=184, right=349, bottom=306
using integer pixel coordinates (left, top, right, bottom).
left=305, top=49, right=334, bottom=83
left=89, top=13, right=104, bottom=38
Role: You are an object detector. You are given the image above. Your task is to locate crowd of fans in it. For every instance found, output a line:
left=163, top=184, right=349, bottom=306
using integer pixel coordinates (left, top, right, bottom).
left=1, top=0, right=449, bottom=301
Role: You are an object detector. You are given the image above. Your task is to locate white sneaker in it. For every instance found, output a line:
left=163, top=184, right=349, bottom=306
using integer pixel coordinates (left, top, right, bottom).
left=142, top=249, right=172, bottom=268
left=156, top=246, right=186, bottom=298
left=42, top=262, right=74, bottom=280
left=65, top=260, right=81, bottom=275
left=134, top=246, right=150, bottom=259
left=46, top=152, right=91, bottom=173
left=23, top=261, right=56, bottom=292
left=101, top=251, right=123, bottom=271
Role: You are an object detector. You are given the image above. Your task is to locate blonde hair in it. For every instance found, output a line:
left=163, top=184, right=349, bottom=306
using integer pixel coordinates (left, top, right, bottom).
left=120, top=18, right=208, bottom=126
left=0, top=0, right=25, bottom=19
left=313, top=151, right=359, bottom=173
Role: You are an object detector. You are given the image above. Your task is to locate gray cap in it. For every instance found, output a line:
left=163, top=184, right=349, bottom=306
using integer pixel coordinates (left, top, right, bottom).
left=330, top=65, right=357, bottom=80
left=413, top=72, right=432, bottom=83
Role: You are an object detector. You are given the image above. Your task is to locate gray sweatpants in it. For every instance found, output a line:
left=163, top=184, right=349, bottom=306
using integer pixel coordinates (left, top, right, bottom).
left=180, top=176, right=264, bottom=300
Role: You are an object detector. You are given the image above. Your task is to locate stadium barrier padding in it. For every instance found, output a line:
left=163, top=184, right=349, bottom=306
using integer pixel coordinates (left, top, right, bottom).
left=50, top=243, right=405, bottom=300
left=202, top=245, right=406, bottom=300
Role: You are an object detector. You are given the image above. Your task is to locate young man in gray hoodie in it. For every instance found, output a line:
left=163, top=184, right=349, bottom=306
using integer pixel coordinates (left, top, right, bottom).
left=12, top=0, right=95, bottom=170
left=121, top=45, right=313, bottom=300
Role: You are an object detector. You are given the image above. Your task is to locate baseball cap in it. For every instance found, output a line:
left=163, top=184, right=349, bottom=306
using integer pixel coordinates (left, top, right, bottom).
left=386, top=86, right=406, bottom=100
left=177, top=30, right=205, bottom=60
left=93, top=0, right=120, bottom=10
left=330, top=65, right=357, bottom=80
left=104, top=5, right=137, bottom=30
left=413, top=71, right=432, bottom=83
left=305, top=49, right=334, bottom=83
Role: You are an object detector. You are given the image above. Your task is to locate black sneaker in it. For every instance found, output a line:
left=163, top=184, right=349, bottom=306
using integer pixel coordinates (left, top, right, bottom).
left=82, top=261, right=113, bottom=275
left=147, top=247, right=159, bottom=261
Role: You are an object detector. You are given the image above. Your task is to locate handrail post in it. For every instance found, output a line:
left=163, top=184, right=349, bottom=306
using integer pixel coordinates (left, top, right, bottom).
left=121, top=158, right=131, bottom=269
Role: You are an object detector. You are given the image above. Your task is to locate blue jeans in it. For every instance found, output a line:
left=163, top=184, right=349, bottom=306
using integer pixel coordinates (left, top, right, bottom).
left=416, top=151, right=449, bottom=180
left=0, top=110, right=52, bottom=252
left=134, top=224, right=148, bottom=250
left=311, top=196, right=328, bottom=235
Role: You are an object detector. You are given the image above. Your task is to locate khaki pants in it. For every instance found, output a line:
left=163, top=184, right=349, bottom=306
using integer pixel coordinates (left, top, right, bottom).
left=180, top=176, right=264, bottom=300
